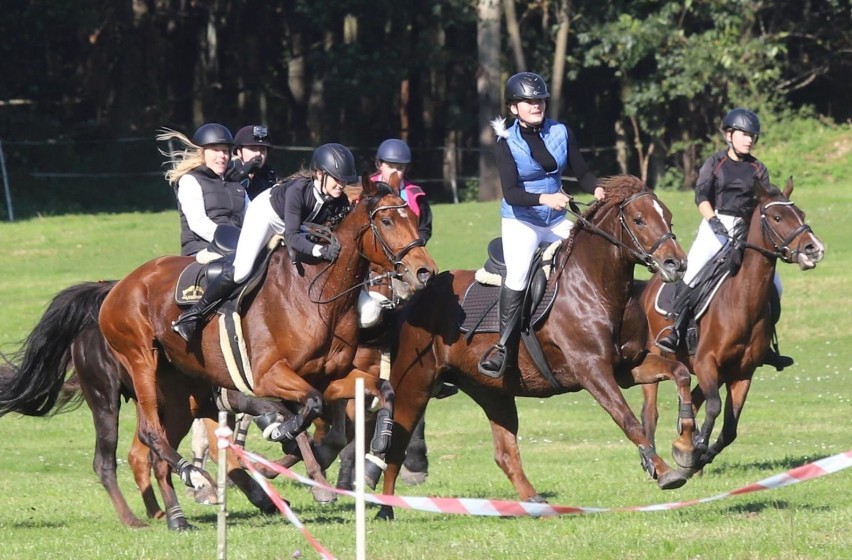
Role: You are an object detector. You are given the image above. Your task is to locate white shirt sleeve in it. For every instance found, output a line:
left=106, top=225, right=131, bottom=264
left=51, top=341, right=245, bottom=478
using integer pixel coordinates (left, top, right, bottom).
left=176, top=175, right=218, bottom=242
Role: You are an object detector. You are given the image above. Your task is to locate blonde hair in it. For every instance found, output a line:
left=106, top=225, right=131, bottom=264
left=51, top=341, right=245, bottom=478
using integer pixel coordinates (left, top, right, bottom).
left=156, top=128, right=205, bottom=185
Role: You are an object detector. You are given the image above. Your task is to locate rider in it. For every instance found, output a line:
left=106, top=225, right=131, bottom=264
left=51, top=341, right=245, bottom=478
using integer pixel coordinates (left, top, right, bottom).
left=654, top=108, right=793, bottom=370
left=172, top=143, right=357, bottom=341
left=370, top=139, right=432, bottom=243
left=226, top=125, right=279, bottom=200
left=158, top=123, right=249, bottom=257
left=478, top=72, right=604, bottom=378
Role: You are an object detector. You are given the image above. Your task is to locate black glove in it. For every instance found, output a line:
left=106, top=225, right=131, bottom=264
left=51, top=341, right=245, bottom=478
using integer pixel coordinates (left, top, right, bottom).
left=708, top=216, right=728, bottom=237
left=243, top=155, right=264, bottom=175
left=319, top=243, right=340, bottom=261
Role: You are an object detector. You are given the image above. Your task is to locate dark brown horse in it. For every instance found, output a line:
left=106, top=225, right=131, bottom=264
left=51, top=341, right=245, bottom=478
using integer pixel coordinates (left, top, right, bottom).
left=375, top=176, right=694, bottom=520
left=0, top=282, right=280, bottom=529
left=97, top=176, right=437, bottom=501
left=635, top=178, right=824, bottom=472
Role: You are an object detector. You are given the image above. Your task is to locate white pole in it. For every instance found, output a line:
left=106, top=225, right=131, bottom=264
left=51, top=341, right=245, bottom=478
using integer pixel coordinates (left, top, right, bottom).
left=355, top=377, right=366, bottom=560
left=217, top=411, right=229, bottom=560
left=0, top=140, right=14, bottom=221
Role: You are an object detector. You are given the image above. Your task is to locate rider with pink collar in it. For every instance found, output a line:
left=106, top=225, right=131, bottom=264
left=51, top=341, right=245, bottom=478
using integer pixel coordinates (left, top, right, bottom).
left=369, top=138, right=432, bottom=243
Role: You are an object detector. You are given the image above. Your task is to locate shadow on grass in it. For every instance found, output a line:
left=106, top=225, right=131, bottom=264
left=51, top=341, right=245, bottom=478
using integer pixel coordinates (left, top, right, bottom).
left=722, top=500, right=832, bottom=515
left=707, top=454, right=821, bottom=475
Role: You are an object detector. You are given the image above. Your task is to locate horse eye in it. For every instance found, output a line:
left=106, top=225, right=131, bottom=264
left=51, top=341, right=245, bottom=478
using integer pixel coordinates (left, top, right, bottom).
left=633, top=216, right=645, bottom=226
left=381, top=216, right=393, bottom=226
left=773, top=214, right=782, bottom=223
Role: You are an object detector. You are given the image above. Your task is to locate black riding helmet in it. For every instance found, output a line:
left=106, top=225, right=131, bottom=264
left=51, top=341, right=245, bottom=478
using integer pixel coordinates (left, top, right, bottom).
left=505, top=72, right=550, bottom=103
left=233, top=125, right=273, bottom=153
left=310, top=143, right=358, bottom=184
left=375, top=138, right=412, bottom=165
left=192, top=123, right=233, bottom=147
left=721, top=108, right=761, bottom=137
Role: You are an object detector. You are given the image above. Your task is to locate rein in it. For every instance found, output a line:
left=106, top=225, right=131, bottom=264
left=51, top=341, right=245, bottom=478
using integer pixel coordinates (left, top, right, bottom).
left=566, top=191, right=676, bottom=273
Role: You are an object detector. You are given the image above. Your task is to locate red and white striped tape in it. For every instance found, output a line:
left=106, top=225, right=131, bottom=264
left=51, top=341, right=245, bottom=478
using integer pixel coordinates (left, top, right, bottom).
left=228, top=443, right=851, bottom=518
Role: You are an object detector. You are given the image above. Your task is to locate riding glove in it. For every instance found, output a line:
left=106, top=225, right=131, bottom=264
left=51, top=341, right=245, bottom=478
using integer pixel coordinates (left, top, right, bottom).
left=708, top=216, right=728, bottom=237
left=319, top=243, right=340, bottom=261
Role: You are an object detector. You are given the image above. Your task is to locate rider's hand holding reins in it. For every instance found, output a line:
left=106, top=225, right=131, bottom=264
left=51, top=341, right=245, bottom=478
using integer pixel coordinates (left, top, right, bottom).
left=540, top=192, right=572, bottom=211
left=708, top=216, right=729, bottom=237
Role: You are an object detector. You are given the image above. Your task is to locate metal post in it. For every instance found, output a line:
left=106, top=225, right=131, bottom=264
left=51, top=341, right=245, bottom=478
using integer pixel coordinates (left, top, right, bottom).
left=0, top=140, right=14, bottom=221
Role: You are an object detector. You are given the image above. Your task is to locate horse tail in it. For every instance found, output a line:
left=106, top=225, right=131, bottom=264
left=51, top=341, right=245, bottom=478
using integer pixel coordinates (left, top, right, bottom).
left=0, top=281, right=116, bottom=417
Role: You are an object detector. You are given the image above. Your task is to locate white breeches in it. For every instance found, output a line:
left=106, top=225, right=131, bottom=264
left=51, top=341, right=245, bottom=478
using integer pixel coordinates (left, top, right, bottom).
left=501, top=217, right=573, bottom=291
left=232, top=189, right=286, bottom=283
left=683, top=214, right=782, bottom=296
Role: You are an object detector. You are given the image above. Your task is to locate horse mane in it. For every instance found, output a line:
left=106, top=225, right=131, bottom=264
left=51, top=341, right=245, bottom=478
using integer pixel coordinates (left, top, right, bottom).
left=559, top=175, right=648, bottom=258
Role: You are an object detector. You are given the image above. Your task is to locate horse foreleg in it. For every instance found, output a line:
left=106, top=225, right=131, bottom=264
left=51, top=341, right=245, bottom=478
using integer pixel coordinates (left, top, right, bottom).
left=630, top=354, right=697, bottom=469
left=690, top=358, right=723, bottom=463
left=580, top=368, right=687, bottom=490
left=704, top=377, right=753, bottom=466
left=127, top=432, right=164, bottom=521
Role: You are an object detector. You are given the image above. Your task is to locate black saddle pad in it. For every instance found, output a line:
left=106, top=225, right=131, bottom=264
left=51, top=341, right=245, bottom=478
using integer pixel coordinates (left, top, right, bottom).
left=654, top=275, right=727, bottom=321
left=459, top=278, right=558, bottom=334
left=174, top=260, right=231, bottom=305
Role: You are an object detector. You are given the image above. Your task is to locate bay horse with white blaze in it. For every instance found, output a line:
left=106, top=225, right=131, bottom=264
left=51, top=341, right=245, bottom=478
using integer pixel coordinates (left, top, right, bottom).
left=375, top=176, right=694, bottom=520
left=635, top=178, right=824, bottom=472
left=97, top=176, right=437, bottom=498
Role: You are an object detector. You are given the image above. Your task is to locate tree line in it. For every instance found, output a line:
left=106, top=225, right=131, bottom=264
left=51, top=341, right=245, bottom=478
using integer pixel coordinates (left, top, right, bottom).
left=1, top=0, right=849, bottom=204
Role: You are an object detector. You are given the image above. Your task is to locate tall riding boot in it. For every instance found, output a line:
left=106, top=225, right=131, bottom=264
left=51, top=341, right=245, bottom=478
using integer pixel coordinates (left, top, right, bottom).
left=172, top=265, right=239, bottom=342
left=655, top=308, right=690, bottom=354
left=761, top=286, right=793, bottom=371
left=477, top=286, right=525, bottom=378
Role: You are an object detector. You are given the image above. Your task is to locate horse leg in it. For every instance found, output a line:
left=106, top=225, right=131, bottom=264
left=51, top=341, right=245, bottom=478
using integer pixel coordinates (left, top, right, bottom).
left=704, top=377, right=753, bottom=466
left=127, top=432, right=164, bottom=520
left=466, top=389, right=544, bottom=502
left=400, top=416, right=428, bottom=485
left=630, top=354, right=697, bottom=469
left=690, top=358, right=723, bottom=466
left=580, top=367, right=687, bottom=490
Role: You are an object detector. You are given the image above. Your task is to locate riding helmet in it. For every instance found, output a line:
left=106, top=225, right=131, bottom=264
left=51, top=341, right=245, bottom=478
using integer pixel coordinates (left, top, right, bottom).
left=192, top=123, right=234, bottom=147
left=505, top=72, right=550, bottom=103
left=375, top=139, right=412, bottom=165
left=310, top=143, right=358, bottom=184
left=721, top=108, right=761, bottom=137
left=233, top=125, right=273, bottom=152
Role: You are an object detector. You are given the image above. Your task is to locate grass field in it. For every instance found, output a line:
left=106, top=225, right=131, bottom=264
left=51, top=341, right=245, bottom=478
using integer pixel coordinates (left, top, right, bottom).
left=0, top=123, right=850, bottom=559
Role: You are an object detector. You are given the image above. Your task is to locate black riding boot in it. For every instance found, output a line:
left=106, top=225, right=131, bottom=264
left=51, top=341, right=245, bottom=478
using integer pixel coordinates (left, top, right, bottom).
left=172, top=265, right=239, bottom=342
left=655, top=309, right=690, bottom=354
left=761, top=286, right=794, bottom=371
left=477, top=286, right=525, bottom=378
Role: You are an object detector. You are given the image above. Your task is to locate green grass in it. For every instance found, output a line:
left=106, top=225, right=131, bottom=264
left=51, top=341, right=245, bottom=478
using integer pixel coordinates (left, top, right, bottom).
left=0, top=122, right=850, bottom=559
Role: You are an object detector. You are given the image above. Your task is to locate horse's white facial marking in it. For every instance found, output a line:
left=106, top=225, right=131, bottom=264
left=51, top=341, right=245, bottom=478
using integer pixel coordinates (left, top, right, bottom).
left=397, top=207, right=409, bottom=219
left=652, top=199, right=665, bottom=222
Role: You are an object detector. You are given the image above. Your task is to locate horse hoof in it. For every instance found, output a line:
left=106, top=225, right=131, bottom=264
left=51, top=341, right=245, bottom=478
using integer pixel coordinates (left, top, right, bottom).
left=671, top=445, right=698, bottom=469
left=400, top=465, right=428, bottom=486
left=191, top=486, right=219, bottom=505
left=375, top=506, right=395, bottom=521
left=124, top=518, right=149, bottom=529
left=526, top=494, right=547, bottom=504
left=678, top=466, right=703, bottom=479
left=657, top=470, right=688, bottom=490
left=311, top=486, right=338, bottom=504
left=167, top=519, right=197, bottom=531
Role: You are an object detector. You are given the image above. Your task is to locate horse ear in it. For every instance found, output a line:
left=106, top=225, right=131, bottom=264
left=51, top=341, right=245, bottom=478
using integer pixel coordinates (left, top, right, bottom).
left=783, top=176, right=794, bottom=198
left=361, top=172, right=377, bottom=197
left=387, top=171, right=402, bottom=195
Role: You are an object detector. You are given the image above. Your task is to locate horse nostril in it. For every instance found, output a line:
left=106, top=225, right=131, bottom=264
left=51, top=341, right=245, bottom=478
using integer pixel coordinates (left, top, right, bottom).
left=664, top=258, right=683, bottom=273
left=417, top=268, right=434, bottom=286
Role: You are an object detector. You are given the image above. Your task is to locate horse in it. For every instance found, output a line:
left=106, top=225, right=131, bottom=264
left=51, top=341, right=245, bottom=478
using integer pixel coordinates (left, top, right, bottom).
left=96, top=175, right=437, bottom=503
left=0, top=282, right=282, bottom=530
left=635, top=178, right=825, bottom=472
left=374, top=175, right=694, bottom=520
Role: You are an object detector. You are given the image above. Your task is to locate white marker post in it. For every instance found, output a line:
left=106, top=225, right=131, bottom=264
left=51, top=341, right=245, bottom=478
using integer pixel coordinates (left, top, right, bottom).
left=217, top=410, right=229, bottom=560
left=355, top=377, right=366, bottom=560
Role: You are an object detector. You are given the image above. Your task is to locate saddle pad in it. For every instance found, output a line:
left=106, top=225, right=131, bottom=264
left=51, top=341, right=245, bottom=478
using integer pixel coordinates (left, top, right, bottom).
left=459, top=278, right=559, bottom=335
left=174, top=262, right=207, bottom=305
left=653, top=274, right=728, bottom=321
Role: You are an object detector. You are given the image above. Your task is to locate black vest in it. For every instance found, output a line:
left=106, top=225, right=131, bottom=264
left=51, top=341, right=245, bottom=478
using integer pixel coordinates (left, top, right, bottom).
left=176, top=166, right=246, bottom=256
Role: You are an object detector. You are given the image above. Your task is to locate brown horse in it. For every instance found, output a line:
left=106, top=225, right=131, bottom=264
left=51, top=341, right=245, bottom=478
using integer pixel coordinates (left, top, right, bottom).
left=0, top=282, right=282, bottom=529
left=635, top=178, right=824, bottom=472
left=97, top=176, right=437, bottom=500
left=375, top=176, right=694, bottom=520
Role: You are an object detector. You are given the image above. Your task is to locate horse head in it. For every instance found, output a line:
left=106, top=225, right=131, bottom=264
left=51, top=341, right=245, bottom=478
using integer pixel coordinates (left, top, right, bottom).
left=591, top=176, right=686, bottom=282
left=355, top=173, right=437, bottom=297
left=753, top=177, right=825, bottom=270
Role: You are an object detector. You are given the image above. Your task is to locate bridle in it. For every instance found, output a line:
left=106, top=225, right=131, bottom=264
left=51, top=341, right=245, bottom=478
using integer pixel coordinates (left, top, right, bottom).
left=568, top=191, right=677, bottom=273
left=306, top=194, right=424, bottom=304
left=742, top=200, right=813, bottom=263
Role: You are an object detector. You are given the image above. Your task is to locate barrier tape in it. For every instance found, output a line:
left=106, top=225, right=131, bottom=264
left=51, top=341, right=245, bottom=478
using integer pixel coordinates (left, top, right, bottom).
left=229, top=444, right=851, bottom=518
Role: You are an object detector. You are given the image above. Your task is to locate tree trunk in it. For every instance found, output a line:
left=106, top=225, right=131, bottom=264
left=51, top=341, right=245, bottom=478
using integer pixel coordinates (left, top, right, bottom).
left=503, top=0, right=525, bottom=72
left=477, top=0, right=502, bottom=202
left=549, top=0, right=571, bottom=121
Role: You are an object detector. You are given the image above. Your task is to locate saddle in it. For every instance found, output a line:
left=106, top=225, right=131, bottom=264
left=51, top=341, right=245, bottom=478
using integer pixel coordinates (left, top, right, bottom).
left=459, top=238, right=559, bottom=336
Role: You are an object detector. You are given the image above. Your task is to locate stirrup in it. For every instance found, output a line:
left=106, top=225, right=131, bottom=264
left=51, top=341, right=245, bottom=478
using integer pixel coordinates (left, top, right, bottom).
left=762, top=350, right=794, bottom=372
left=654, top=326, right=680, bottom=354
left=477, top=345, right=506, bottom=378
